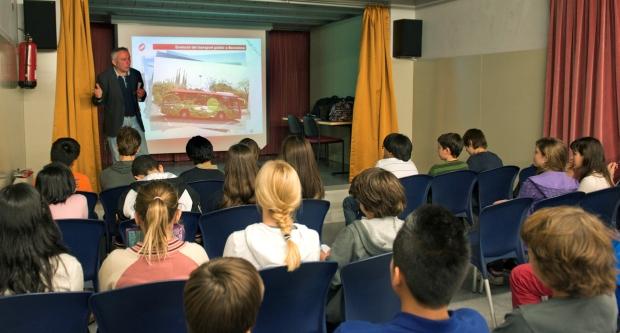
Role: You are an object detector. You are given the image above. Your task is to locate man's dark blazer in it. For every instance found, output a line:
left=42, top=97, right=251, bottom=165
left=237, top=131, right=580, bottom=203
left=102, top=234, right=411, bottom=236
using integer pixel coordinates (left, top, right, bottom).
left=93, top=67, right=146, bottom=137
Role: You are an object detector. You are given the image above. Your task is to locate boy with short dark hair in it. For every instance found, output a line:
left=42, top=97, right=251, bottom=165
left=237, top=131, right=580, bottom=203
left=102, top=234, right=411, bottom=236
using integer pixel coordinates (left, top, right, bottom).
left=335, top=205, right=488, bottom=333
left=179, top=136, right=224, bottom=184
left=428, top=133, right=469, bottom=176
left=376, top=133, right=419, bottom=178
left=184, top=257, right=264, bottom=333
left=51, top=137, right=93, bottom=192
left=100, top=126, right=142, bottom=190
left=462, top=128, right=503, bottom=173
left=119, top=155, right=199, bottom=219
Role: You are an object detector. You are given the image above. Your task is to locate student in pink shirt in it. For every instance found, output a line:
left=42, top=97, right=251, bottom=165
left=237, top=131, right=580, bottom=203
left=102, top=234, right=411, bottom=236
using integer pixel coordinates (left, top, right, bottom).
left=35, top=162, right=88, bottom=220
left=98, top=180, right=208, bottom=291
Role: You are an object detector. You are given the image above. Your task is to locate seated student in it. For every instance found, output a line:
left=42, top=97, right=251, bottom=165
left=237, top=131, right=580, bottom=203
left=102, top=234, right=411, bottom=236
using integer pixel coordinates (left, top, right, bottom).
left=327, top=168, right=406, bottom=323
left=463, top=128, right=503, bottom=173
left=221, top=143, right=259, bottom=209
left=335, top=205, right=488, bottom=333
left=0, top=183, right=83, bottom=294
left=342, top=133, right=417, bottom=225
left=428, top=133, right=469, bottom=176
left=280, top=135, right=325, bottom=199
left=240, top=137, right=261, bottom=165
left=100, top=126, right=142, bottom=190
left=569, top=137, right=614, bottom=193
left=35, top=162, right=88, bottom=220
left=120, top=155, right=199, bottom=220
left=495, top=207, right=617, bottom=332
left=184, top=257, right=264, bottom=333
left=376, top=133, right=419, bottom=178
left=517, top=138, right=578, bottom=202
left=223, top=160, right=321, bottom=270
left=51, top=137, right=93, bottom=192
left=179, top=136, right=224, bottom=184
left=99, top=181, right=208, bottom=291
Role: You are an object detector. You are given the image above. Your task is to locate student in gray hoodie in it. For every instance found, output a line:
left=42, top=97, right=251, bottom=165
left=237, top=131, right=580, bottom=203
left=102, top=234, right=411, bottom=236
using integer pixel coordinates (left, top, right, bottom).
left=326, top=167, right=406, bottom=323
left=100, top=126, right=141, bottom=190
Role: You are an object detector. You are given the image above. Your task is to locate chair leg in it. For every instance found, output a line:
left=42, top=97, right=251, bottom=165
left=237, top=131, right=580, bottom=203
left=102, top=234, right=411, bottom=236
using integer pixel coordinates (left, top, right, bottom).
left=483, top=278, right=497, bottom=328
left=472, top=266, right=478, bottom=292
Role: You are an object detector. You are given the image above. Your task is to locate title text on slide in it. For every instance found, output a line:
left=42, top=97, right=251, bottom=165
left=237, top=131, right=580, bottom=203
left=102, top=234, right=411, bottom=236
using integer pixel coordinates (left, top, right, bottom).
left=152, top=44, right=247, bottom=51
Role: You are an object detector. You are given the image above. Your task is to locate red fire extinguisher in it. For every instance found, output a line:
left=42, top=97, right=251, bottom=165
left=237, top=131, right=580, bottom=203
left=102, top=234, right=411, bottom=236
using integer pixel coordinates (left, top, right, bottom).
left=18, top=34, right=37, bottom=89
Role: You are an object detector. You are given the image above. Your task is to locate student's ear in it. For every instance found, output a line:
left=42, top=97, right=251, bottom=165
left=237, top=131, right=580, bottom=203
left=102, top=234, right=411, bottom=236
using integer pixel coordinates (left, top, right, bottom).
left=390, top=260, right=403, bottom=290
left=157, top=164, right=164, bottom=173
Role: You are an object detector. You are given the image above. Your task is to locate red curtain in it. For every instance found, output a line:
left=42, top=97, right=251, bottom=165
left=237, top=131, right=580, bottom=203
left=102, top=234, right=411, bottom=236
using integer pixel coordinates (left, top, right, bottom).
left=544, top=0, right=620, bottom=168
left=263, top=31, right=310, bottom=155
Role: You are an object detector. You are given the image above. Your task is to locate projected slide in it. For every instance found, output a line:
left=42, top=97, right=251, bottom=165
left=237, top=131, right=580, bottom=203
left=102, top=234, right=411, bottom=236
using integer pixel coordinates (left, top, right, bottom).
left=130, top=36, right=263, bottom=153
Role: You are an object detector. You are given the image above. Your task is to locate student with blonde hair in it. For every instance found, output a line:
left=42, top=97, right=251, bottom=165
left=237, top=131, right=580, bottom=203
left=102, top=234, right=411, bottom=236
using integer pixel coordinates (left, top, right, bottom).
left=184, top=257, right=264, bottom=333
left=223, top=160, right=321, bottom=271
left=517, top=138, right=578, bottom=202
left=99, top=180, right=208, bottom=291
left=221, top=143, right=259, bottom=208
left=496, top=207, right=618, bottom=332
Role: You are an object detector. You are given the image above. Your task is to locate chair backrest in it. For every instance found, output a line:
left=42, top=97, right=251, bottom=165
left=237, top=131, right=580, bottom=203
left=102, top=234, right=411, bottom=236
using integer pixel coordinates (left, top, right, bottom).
left=399, top=175, right=432, bottom=220
left=77, top=191, right=99, bottom=219
left=180, top=211, right=201, bottom=242
left=287, top=115, right=303, bottom=135
left=475, top=198, right=533, bottom=277
left=99, top=185, right=131, bottom=244
left=477, top=166, right=520, bottom=209
left=303, top=115, right=320, bottom=137
left=516, top=165, right=537, bottom=193
left=187, top=180, right=224, bottom=213
left=580, top=187, right=620, bottom=228
left=199, top=205, right=261, bottom=258
left=431, top=170, right=477, bottom=223
left=90, top=280, right=187, bottom=333
left=531, top=191, right=586, bottom=212
left=296, top=199, right=330, bottom=238
left=253, top=262, right=338, bottom=333
left=56, top=219, right=106, bottom=289
left=341, top=253, right=400, bottom=322
left=0, top=291, right=92, bottom=333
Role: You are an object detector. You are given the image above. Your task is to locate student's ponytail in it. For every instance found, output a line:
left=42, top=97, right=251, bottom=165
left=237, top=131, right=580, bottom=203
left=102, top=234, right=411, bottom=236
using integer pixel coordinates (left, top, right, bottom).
left=134, top=181, right=179, bottom=263
left=255, top=160, right=303, bottom=272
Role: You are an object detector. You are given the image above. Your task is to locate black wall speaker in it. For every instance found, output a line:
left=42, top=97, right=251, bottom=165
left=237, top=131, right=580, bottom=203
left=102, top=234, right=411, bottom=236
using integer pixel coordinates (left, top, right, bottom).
left=393, top=19, right=422, bottom=59
left=23, top=0, right=57, bottom=50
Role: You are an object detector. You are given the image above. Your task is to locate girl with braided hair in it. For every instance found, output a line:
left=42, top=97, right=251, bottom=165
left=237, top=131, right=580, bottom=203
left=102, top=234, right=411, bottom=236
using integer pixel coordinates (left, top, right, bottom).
left=223, top=160, right=321, bottom=271
left=99, top=180, right=208, bottom=291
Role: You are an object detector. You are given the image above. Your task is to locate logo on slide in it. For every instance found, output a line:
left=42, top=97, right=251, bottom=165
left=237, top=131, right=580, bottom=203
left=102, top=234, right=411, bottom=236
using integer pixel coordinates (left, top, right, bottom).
left=138, top=43, right=146, bottom=51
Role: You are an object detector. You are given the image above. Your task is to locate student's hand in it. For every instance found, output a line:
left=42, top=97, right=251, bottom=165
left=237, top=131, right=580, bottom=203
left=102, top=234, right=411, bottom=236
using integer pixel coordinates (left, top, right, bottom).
left=93, top=83, right=103, bottom=99
left=493, top=199, right=509, bottom=205
left=320, top=249, right=330, bottom=261
left=608, top=162, right=618, bottom=179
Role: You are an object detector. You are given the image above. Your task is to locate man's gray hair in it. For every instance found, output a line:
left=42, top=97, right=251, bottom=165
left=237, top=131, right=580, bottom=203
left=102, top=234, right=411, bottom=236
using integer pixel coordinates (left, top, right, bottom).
left=111, top=47, right=130, bottom=61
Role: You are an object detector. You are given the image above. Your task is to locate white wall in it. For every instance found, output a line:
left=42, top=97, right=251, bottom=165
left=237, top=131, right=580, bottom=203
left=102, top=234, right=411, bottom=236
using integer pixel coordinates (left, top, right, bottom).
left=390, top=7, right=415, bottom=140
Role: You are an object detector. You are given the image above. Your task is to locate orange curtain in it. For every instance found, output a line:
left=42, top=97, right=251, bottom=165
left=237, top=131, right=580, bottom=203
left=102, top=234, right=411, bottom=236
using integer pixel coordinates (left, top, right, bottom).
left=53, top=0, right=101, bottom=191
left=349, top=6, right=398, bottom=180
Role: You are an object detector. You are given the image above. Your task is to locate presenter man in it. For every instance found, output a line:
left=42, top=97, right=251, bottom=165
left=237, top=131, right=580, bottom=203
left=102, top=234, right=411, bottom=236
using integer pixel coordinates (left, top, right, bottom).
left=93, top=47, right=148, bottom=162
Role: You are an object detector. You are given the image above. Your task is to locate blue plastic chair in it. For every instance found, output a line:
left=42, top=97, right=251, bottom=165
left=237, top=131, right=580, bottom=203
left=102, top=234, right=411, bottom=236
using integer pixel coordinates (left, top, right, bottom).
left=99, top=185, right=131, bottom=249
left=431, top=170, right=477, bottom=224
left=254, top=262, right=338, bottom=333
left=580, top=187, right=620, bottom=228
left=341, top=253, right=400, bottom=322
left=77, top=191, right=98, bottom=219
left=469, top=197, right=533, bottom=327
left=0, top=291, right=91, bottom=333
left=296, top=199, right=330, bottom=239
left=477, top=166, right=519, bottom=210
left=399, top=175, right=432, bottom=220
left=56, top=219, right=106, bottom=291
left=187, top=180, right=224, bottom=213
left=515, top=164, right=537, bottom=196
left=90, top=280, right=187, bottom=333
left=199, top=205, right=261, bottom=258
left=531, top=191, right=585, bottom=212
